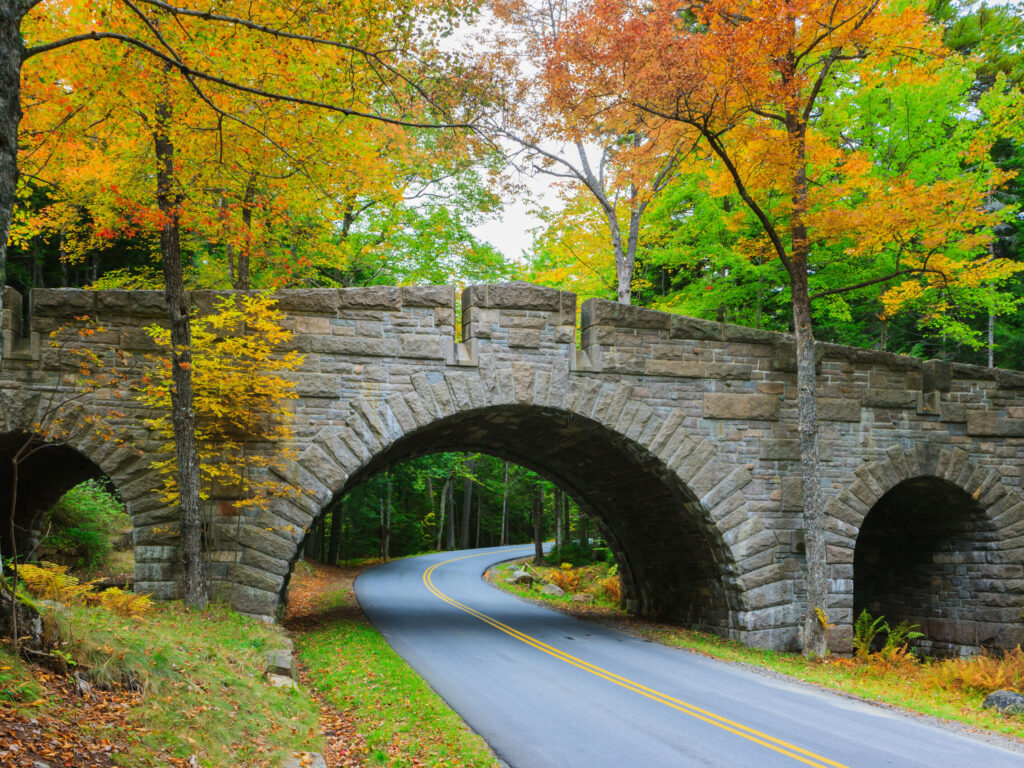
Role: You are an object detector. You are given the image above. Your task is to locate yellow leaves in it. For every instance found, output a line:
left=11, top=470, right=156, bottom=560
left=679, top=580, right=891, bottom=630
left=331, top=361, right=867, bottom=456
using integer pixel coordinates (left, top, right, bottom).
left=139, top=294, right=303, bottom=507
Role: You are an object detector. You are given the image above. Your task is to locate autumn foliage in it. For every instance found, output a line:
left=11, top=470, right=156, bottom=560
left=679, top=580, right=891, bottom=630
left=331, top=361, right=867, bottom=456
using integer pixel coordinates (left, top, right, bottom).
left=138, top=294, right=303, bottom=507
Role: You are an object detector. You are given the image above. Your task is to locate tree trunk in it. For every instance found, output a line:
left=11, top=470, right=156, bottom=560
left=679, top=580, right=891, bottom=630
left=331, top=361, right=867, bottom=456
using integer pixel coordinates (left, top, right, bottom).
left=475, top=495, right=481, bottom=548
left=436, top=477, right=449, bottom=551
left=380, top=475, right=391, bottom=561
left=562, top=494, right=570, bottom=549
left=533, top=484, right=543, bottom=565
left=460, top=457, right=475, bottom=549
left=236, top=174, right=256, bottom=290
left=554, top=487, right=563, bottom=550
left=445, top=475, right=456, bottom=551
left=155, top=96, right=207, bottom=609
left=327, top=501, right=343, bottom=565
left=785, top=106, right=827, bottom=657
left=0, top=2, right=26, bottom=358
left=500, top=461, right=510, bottom=546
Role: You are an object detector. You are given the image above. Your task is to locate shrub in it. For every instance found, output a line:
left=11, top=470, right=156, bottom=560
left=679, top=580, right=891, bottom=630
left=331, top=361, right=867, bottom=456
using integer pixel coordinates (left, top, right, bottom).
left=39, top=479, right=129, bottom=571
left=92, top=587, right=153, bottom=617
left=545, top=542, right=593, bottom=567
left=925, top=647, right=1024, bottom=694
left=599, top=575, right=621, bottom=604
left=548, top=568, right=582, bottom=593
left=18, top=562, right=96, bottom=604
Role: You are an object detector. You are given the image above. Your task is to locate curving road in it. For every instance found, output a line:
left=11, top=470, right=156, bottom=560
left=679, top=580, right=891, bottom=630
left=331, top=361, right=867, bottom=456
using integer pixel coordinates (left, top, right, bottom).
left=354, top=545, right=1024, bottom=768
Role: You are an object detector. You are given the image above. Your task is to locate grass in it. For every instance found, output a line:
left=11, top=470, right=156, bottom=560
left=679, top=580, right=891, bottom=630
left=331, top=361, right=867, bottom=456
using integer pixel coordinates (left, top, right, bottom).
left=292, top=563, right=501, bottom=768
left=488, top=558, right=1024, bottom=742
left=3, top=599, right=323, bottom=767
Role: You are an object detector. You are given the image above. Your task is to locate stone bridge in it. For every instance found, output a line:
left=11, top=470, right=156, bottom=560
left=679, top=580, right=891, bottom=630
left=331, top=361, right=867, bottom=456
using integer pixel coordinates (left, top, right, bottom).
left=2, top=282, right=1023, bottom=654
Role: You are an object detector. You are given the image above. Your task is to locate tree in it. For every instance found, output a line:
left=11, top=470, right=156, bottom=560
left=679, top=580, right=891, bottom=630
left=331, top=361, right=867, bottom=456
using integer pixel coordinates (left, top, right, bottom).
left=480, top=0, right=688, bottom=304
left=557, top=0, right=1015, bottom=654
left=137, top=294, right=303, bottom=520
left=5, top=0, right=474, bottom=607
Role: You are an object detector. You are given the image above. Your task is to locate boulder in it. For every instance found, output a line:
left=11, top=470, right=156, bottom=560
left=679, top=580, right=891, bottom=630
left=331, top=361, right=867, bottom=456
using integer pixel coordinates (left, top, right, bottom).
left=266, top=673, right=298, bottom=690
left=982, top=689, right=1024, bottom=715
left=541, top=583, right=565, bottom=597
left=266, top=649, right=296, bottom=680
left=512, top=570, right=534, bottom=586
left=572, top=594, right=595, bottom=604
left=281, top=752, right=328, bottom=768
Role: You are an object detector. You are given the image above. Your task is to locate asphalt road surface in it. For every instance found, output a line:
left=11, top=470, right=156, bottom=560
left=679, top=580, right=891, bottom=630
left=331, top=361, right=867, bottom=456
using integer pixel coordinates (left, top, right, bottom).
left=354, top=545, right=1024, bottom=768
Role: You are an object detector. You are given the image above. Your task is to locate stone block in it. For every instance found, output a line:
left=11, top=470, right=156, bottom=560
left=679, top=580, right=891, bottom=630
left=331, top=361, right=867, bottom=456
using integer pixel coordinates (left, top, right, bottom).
left=817, top=397, right=860, bottom=422
left=33, top=288, right=95, bottom=315
left=307, top=335, right=398, bottom=357
left=229, top=585, right=279, bottom=616
left=271, top=289, right=340, bottom=314
left=398, top=335, right=446, bottom=359
left=863, top=388, right=916, bottom=408
left=228, top=563, right=284, bottom=593
left=781, top=477, right=803, bottom=511
left=967, top=411, right=999, bottom=436
left=996, top=369, right=1024, bottom=390
left=508, top=328, right=541, bottom=348
left=338, top=286, right=401, bottom=310
left=401, top=285, right=454, bottom=308
left=581, top=298, right=670, bottom=332
left=922, top=359, right=952, bottom=392
left=463, top=282, right=566, bottom=312
left=285, top=373, right=339, bottom=398
left=294, top=316, right=331, bottom=335
left=703, top=393, right=779, bottom=421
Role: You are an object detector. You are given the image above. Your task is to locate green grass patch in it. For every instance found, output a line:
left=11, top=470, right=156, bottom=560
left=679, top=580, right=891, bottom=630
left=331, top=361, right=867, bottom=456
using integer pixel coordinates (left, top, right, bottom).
left=43, top=600, right=322, bottom=766
left=297, top=586, right=500, bottom=767
left=488, top=559, right=1024, bottom=741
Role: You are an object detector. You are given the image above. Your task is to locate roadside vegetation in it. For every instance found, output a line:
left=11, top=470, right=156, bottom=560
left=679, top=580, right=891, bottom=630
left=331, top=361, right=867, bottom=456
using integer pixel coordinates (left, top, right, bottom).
left=1, top=583, right=321, bottom=766
left=286, top=560, right=501, bottom=768
left=488, top=556, right=1024, bottom=742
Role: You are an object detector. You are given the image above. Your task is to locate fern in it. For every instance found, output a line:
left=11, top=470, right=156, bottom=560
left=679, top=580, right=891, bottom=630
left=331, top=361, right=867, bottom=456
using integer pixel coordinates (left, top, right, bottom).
left=853, top=609, right=886, bottom=659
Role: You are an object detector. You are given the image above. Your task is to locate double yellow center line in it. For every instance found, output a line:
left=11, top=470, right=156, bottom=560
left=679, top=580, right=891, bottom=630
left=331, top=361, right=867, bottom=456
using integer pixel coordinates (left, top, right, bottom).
left=423, top=552, right=848, bottom=768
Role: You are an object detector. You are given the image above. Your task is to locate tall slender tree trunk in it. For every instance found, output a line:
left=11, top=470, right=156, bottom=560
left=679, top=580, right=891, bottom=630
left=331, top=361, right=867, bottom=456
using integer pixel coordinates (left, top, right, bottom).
left=236, top=174, right=256, bottom=290
left=533, top=484, right=543, bottom=566
left=460, top=457, right=475, bottom=549
left=327, top=501, right=343, bottom=566
left=0, top=2, right=26, bottom=358
left=436, top=477, right=449, bottom=551
left=562, top=494, right=570, bottom=549
left=446, top=475, right=456, bottom=551
left=784, top=109, right=827, bottom=657
left=380, top=475, right=392, bottom=561
left=154, top=96, right=207, bottom=609
left=500, top=462, right=510, bottom=546
left=475, top=495, right=481, bottom=548
left=554, top=487, right=563, bottom=550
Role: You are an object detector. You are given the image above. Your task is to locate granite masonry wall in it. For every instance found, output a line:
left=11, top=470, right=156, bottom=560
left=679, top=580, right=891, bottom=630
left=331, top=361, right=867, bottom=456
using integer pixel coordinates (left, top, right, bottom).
left=1, top=282, right=1023, bottom=654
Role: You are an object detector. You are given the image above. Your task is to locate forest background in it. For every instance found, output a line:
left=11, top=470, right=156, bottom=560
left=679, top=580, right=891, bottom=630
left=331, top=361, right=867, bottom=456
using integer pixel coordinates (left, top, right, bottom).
left=3, top=0, right=1023, bottom=615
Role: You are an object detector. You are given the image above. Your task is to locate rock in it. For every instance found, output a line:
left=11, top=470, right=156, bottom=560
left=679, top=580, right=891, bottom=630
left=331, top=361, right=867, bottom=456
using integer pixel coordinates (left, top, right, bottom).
left=266, top=649, right=296, bottom=680
left=541, top=583, right=565, bottom=597
left=512, top=570, right=534, bottom=586
left=571, top=594, right=594, bottom=604
left=982, top=689, right=1024, bottom=715
left=73, top=671, right=91, bottom=696
left=281, top=752, right=328, bottom=768
left=266, top=673, right=298, bottom=690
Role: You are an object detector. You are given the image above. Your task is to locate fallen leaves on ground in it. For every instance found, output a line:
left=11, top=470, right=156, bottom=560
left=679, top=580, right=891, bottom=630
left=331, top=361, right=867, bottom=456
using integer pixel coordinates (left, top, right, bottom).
left=0, top=669, right=135, bottom=767
left=286, top=561, right=377, bottom=768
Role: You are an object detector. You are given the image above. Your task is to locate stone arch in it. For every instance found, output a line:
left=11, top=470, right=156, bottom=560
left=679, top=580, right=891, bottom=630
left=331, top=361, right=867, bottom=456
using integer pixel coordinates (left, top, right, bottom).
left=236, top=365, right=792, bottom=647
left=824, top=445, right=1024, bottom=653
left=0, top=388, right=170, bottom=594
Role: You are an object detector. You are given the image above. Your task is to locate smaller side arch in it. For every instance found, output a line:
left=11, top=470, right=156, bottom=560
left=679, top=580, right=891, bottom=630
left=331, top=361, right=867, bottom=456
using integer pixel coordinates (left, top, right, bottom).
left=825, top=445, right=1024, bottom=654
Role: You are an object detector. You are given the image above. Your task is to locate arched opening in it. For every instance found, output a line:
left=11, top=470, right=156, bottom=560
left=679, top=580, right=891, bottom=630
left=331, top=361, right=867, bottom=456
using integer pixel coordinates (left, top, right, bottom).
left=0, top=430, right=108, bottom=561
left=853, top=476, right=1007, bottom=656
left=288, top=405, right=744, bottom=634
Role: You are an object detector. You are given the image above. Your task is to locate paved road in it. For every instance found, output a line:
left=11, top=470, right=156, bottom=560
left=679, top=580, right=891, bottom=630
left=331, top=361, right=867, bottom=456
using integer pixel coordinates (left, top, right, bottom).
left=354, top=545, right=1024, bottom=768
